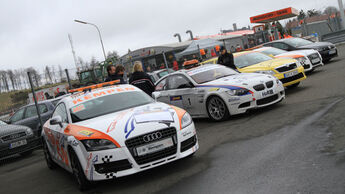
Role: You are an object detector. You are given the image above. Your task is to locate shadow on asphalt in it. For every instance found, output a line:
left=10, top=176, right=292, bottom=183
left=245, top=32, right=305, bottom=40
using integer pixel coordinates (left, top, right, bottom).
left=0, top=150, right=39, bottom=166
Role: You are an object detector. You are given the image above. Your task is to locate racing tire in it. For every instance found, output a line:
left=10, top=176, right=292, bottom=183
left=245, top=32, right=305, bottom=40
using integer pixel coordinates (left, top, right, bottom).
left=287, top=82, right=300, bottom=89
left=69, top=148, right=91, bottom=191
left=42, top=138, right=57, bottom=170
left=206, top=96, right=230, bottom=121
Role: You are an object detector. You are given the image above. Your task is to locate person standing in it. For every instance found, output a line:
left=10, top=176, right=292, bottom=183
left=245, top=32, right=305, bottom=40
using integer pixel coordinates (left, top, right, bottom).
left=217, top=46, right=237, bottom=70
left=129, top=61, right=155, bottom=96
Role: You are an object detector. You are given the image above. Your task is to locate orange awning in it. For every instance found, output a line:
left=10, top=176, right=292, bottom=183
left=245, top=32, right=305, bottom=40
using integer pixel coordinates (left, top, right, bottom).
left=250, top=7, right=299, bottom=24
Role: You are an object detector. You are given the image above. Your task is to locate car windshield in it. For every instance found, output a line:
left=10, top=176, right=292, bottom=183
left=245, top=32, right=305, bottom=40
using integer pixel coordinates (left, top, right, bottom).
left=70, top=91, right=154, bottom=122
left=188, top=66, right=238, bottom=84
left=284, top=38, right=313, bottom=47
left=234, top=52, right=273, bottom=68
left=260, top=47, right=286, bottom=56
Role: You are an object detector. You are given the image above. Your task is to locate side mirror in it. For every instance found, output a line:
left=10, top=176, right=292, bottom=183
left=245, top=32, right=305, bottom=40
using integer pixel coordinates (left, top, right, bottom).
left=50, top=116, right=63, bottom=128
left=152, top=92, right=161, bottom=102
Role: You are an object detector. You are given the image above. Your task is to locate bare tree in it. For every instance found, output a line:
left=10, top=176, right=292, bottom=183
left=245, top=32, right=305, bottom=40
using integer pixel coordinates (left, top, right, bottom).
left=107, top=51, right=119, bottom=60
left=0, top=71, right=9, bottom=92
left=7, top=70, right=16, bottom=91
left=58, top=65, right=65, bottom=83
left=44, top=66, right=53, bottom=84
left=90, top=56, right=98, bottom=69
left=26, top=67, right=41, bottom=87
left=323, top=6, right=338, bottom=16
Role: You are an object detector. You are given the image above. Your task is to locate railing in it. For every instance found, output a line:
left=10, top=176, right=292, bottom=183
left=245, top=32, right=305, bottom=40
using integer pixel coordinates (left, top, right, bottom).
left=321, top=30, right=345, bottom=44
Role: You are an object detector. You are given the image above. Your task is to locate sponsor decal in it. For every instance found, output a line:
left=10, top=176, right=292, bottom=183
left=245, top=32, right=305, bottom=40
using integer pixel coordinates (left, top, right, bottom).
left=85, top=153, right=93, bottom=176
left=197, top=85, right=252, bottom=95
left=262, top=89, right=274, bottom=97
left=71, top=104, right=85, bottom=113
left=90, top=155, right=98, bottom=181
left=71, top=139, right=79, bottom=146
left=228, top=97, right=240, bottom=102
left=106, top=110, right=130, bottom=133
left=170, top=96, right=182, bottom=101
left=78, top=130, right=94, bottom=137
left=208, top=88, right=219, bottom=92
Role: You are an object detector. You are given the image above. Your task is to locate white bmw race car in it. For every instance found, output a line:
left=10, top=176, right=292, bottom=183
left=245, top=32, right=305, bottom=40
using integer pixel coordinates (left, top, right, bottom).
left=154, top=64, right=285, bottom=121
left=42, top=83, right=198, bottom=190
left=255, top=46, right=323, bottom=72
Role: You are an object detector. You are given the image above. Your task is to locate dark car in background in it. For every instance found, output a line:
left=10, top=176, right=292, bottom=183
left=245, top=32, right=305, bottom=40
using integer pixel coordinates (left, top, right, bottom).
left=263, top=37, right=338, bottom=62
left=8, top=98, right=63, bottom=137
left=148, top=69, right=175, bottom=83
left=0, top=120, right=38, bottom=158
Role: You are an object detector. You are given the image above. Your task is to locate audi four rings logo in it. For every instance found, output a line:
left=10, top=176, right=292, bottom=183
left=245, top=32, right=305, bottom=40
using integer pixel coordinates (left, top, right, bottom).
left=143, top=132, right=162, bottom=142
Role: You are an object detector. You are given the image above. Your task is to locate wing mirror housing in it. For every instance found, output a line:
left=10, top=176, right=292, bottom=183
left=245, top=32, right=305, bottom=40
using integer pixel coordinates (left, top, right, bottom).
left=152, top=92, right=161, bottom=102
left=50, top=116, right=63, bottom=128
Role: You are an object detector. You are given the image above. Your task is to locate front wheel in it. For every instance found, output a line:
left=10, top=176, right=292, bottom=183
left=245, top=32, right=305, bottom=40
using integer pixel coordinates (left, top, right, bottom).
left=206, top=96, right=230, bottom=121
left=70, top=148, right=91, bottom=191
left=42, top=139, right=57, bottom=170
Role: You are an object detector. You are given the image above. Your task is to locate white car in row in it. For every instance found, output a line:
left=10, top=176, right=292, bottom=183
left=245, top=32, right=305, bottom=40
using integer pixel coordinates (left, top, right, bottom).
left=154, top=64, right=285, bottom=121
left=42, top=84, right=198, bottom=190
left=254, top=46, right=323, bottom=72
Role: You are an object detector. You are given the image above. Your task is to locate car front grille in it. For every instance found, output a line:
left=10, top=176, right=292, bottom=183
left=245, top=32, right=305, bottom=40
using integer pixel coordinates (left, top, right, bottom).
left=257, top=94, right=279, bottom=105
left=1, top=132, right=27, bottom=142
left=253, top=84, right=265, bottom=91
left=280, top=72, right=305, bottom=84
left=180, top=135, right=197, bottom=152
left=265, top=81, right=273, bottom=88
left=275, top=63, right=297, bottom=73
left=303, top=64, right=311, bottom=69
left=307, top=54, right=321, bottom=64
left=94, top=159, right=132, bottom=174
left=125, top=127, right=177, bottom=165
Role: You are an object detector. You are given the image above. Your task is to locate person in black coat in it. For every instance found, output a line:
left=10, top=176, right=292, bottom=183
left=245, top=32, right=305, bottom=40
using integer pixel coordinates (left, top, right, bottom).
left=217, top=46, right=237, bottom=70
left=129, top=61, right=155, bottom=96
left=105, top=65, right=127, bottom=84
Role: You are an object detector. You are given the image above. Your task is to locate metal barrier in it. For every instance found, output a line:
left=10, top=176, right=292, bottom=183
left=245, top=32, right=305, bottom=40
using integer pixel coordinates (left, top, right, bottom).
left=321, top=30, right=345, bottom=44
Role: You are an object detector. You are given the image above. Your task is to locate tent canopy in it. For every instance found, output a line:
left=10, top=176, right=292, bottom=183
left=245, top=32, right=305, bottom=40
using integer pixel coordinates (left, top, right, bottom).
left=175, top=38, right=222, bottom=59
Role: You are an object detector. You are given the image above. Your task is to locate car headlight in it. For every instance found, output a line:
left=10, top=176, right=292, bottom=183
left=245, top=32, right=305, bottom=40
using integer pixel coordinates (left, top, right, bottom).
left=226, top=88, right=250, bottom=96
left=254, top=70, right=275, bottom=75
left=181, top=112, right=193, bottom=129
left=26, top=128, right=33, bottom=136
left=81, top=139, right=117, bottom=151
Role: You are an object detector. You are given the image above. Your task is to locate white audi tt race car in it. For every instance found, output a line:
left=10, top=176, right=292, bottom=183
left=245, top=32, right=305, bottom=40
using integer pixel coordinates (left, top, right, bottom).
left=41, top=83, right=198, bottom=190
left=255, top=46, right=323, bottom=72
left=154, top=64, right=285, bottom=121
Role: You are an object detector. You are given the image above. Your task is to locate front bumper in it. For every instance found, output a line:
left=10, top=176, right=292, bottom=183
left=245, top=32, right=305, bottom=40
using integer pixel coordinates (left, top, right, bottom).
left=78, top=124, right=198, bottom=181
left=274, top=66, right=306, bottom=87
left=319, top=48, right=338, bottom=60
left=0, top=136, right=41, bottom=158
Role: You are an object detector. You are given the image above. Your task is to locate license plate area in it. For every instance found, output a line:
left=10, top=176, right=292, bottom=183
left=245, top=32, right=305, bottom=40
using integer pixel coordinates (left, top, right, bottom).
left=284, top=70, right=298, bottom=78
left=10, top=139, right=27, bottom=149
left=136, top=138, right=174, bottom=156
left=311, top=58, right=320, bottom=64
left=262, top=89, right=274, bottom=97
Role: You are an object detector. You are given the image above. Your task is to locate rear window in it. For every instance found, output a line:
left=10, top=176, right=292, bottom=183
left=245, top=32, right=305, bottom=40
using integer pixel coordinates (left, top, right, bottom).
left=70, top=91, right=153, bottom=122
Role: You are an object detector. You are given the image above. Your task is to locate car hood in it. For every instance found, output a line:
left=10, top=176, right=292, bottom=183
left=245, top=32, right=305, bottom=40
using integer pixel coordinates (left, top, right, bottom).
left=238, top=58, right=297, bottom=72
left=199, top=73, right=276, bottom=89
left=0, top=124, right=30, bottom=137
left=70, top=102, right=182, bottom=145
left=275, top=49, right=318, bottom=58
left=297, top=41, right=333, bottom=49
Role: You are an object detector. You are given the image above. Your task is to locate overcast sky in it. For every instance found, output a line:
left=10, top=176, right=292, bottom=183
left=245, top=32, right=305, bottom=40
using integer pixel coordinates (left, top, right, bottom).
left=0, top=0, right=339, bottom=72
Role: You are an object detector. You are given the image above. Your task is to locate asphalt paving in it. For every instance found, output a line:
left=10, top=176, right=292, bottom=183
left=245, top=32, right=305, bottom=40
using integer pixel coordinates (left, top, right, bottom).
left=1, top=44, right=345, bottom=194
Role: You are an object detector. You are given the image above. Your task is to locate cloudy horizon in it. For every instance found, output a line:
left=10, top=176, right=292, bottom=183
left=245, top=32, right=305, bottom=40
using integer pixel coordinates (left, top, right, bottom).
left=0, top=0, right=339, bottom=72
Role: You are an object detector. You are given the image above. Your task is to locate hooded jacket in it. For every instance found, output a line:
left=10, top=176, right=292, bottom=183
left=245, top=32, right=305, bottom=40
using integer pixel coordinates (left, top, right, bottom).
left=217, top=52, right=236, bottom=70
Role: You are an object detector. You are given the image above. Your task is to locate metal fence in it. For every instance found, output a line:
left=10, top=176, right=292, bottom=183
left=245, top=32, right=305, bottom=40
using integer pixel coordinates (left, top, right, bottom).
left=321, top=29, right=345, bottom=44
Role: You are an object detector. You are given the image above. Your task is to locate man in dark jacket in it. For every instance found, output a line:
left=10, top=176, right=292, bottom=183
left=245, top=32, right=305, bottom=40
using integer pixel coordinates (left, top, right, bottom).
left=105, top=65, right=127, bottom=84
left=217, top=46, right=237, bottom=70
left=129, top=61, right=155, bottom=96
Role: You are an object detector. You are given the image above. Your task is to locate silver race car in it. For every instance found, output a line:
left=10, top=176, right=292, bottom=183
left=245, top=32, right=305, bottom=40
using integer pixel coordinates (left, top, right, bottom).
left=153, top=64, right=285, bottom=121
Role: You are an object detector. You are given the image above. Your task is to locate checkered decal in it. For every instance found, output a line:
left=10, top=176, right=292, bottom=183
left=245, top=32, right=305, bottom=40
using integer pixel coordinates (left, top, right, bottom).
left=105, top=172, right=115, bottom=179
left=102, top=155, right=113, bottom=163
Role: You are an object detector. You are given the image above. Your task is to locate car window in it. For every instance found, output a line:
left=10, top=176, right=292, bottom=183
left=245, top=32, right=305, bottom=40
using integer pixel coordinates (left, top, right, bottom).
left=272, top=43, right=289, bottom=50
left=24, top=106, right=38, bottom=119
left=155, top=78, right=168, bottom=91
left=52, top=103, right=68, bottom=123
left=168, top=75, right=193, bottom=90
left=283, top=38, right=312, bottom=47
left=10, top=108, right=25, bottom=123
left=39, top=104, right=48, bottom=114
left=260, top=47, right=286, bottom=56
left=188, top=66, right=238, bottom=84
left=70, top=91, right=153, bottom=123
left=234, top=52, right=273, bottom=68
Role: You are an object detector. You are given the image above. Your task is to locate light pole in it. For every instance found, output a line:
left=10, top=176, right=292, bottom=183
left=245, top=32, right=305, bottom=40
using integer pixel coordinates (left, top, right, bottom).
left=337, top=0, right=345, bottom=29
left=74, top=19, right=107, bottom=61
